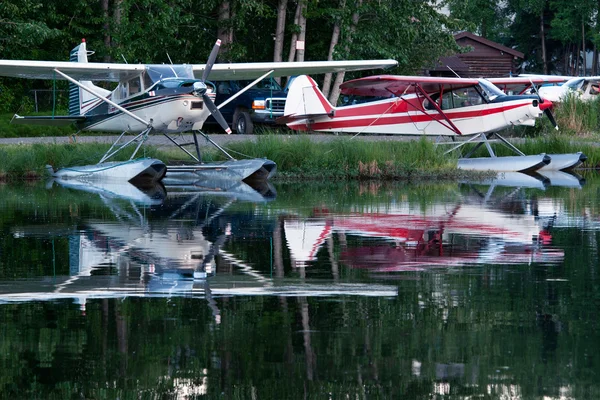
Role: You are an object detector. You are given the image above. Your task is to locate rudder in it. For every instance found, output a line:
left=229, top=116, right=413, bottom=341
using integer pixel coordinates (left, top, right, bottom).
left=284, top=75, right=335, bottom=118
left=68, top=39, right=109, bottom=116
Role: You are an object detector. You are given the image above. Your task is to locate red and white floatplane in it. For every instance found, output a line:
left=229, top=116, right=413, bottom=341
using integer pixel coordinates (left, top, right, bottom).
left=282, top=75, right=586, bottom=173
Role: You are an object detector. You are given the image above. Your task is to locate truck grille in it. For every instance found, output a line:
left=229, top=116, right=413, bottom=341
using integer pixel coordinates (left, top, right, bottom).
left=266, top=98, right=286, bottom=112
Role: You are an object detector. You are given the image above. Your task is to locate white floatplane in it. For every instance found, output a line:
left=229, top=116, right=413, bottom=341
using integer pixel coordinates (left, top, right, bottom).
left=518, top=74, right=600, bottom=103
left=281, top=75, right=586, bottom=172
left=0, top=40, right=397, bottom=183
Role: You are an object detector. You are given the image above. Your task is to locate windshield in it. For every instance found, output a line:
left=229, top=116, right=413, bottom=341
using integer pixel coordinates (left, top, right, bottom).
left=478, top=79, right=505, bottom=100
left=231, top=78, right=283, bottom=91
left=564, top=78, right=585, bottom=90
left=145, top=65, right=194, bottom=84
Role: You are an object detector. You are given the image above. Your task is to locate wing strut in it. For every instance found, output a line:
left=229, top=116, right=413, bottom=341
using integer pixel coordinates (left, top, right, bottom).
left=54, top=68, right=155, bottom=164
left=414, top=83, right=463, bottom=135
left=217, top=70, right=274, bottom=110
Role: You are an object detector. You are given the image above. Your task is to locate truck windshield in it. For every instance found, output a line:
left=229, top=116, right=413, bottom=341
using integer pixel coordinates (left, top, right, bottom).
left=235, top=78, right=282, bottom=91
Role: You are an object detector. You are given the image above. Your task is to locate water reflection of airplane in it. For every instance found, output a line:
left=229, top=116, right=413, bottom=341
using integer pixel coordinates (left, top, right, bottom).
left=50, top=175, right=278, bottom=206
left=284, top=186, right=566, bottom=270
left=5, top=190, right=397, bottom=312
left=466, top=170, right=586, bottom=193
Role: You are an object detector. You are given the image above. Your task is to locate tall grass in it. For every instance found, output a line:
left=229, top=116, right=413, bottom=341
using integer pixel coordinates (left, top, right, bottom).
left=0, top=113, right=76, bottom=138
left=218, top=134, right=466, bottom=180
left=0, top=137, right=479, bottom=182
left=553, top=94, right=600, bottom=135
left=0, top=143, right=190, bottom=180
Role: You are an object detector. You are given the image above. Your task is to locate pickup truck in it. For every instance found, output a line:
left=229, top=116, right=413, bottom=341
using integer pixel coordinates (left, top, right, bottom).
left=206, top=78, right=287, bottom=134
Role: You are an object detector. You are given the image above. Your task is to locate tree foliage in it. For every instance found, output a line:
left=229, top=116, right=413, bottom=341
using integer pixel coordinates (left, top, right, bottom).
left=0, top=0, right=465, bottom=112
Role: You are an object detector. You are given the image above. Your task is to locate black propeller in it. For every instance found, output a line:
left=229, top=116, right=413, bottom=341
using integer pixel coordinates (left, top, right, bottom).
left=199, top=39, right=232, bottom=134
left=530, top=79, right=559, bottom=131
left=544, top=108, right=559, bottom=130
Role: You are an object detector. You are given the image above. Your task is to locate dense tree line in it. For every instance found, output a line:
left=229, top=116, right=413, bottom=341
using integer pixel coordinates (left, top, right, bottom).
left=0, top=0, right=596, bottom=113
left=443, top=0, right=600, bottom=76
left=0, top=0, right=465, bottom=112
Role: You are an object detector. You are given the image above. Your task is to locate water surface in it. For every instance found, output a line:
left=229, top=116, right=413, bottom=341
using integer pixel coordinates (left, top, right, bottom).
left=0, top=172, right=599, bottom=399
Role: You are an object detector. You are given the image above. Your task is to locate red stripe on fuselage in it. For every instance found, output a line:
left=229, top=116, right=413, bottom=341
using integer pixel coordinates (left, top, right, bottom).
left=294, top=100, right=531, bottom=131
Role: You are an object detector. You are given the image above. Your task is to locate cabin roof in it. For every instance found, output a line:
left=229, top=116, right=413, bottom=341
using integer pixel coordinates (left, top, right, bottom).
left=454, top=31, right=524, bottom=59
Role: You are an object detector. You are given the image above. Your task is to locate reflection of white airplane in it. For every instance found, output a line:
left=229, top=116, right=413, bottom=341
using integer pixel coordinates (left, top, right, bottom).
left=0, top=39, right=396, bottom=182
left=282, top=75, right=586, bottom=172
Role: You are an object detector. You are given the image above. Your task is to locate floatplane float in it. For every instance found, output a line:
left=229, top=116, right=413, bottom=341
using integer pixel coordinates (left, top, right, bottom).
left=282, top=75, right=586, bottom=173
left=0, top=40, right=397, bottom=184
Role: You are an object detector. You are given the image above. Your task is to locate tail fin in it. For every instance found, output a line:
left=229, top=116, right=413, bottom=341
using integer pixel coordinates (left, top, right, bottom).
left=283, top=75, right=335, bottom=119
left=68, top=39, right=110, bottom=116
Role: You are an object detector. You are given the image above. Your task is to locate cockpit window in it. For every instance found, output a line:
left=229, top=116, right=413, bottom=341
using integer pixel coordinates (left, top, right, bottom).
left=427, top=85, right=485, bottom=110
left=478, top=79, right=505, bottom=101
left=565, top=78, right=585, bottom=90
left=145, top=65, right=194, bottom=84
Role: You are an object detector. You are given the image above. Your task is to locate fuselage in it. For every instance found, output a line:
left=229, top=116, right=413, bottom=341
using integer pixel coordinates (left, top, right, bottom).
left=79, top=90, right=215, bottom=133
left=286, top=92, right=547, bottom=136
left=284, top=75, right=551, bottom=136
left=72, top=63, right=217, bottom=134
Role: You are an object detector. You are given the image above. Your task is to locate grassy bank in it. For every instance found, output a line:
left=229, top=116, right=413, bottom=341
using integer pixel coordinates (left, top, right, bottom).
left=0, top=136, right=483, bottom=182
left=0, top=133, right=597, bottom=182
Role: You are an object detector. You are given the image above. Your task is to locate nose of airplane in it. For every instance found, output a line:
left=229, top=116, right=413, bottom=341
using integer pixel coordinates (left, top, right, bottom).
left=538, top=98, right=554, bottom=111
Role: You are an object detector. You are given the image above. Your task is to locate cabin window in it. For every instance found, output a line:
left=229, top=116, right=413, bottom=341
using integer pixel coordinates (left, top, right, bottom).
left=128, top=77, right=142, bottom=96
left=114, top=83, right=127, bottom=100
left=455, top=87, right=483, bottom=107
left=439, top=87, right=483, bottom=109
left=143, top=72, right=153, bottom=90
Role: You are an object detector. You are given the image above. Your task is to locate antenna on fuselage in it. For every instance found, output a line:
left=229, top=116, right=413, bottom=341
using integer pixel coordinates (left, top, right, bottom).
left=121, top=54, right=128, bottom=64
left=446, top=65, right=461, bottom=78
left=166, top=53, right=174, bottom=65
left=447, top=66, right=461, bottom=78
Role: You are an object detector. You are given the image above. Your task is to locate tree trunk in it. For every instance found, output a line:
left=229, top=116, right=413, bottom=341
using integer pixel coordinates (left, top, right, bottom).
left=322, top=0, right=345, bottom=98
left=288, top=1, right=302, bottom=62
left=217, top=0, right=233, bottom=60
left=113, top=0, right=123, bottom=43
left=540, top=9, right=547, bottom=74
left=102, top=0, right=111, bottom=62
left=296, top=1, right=307, bottom=62
left=328, top=0, right=361, bottom=105
left=582, top=19, right=586, bottom=75
left=575, top=42, right=580, bottom=75
left=592, top=44, right=598, bottom=75
left=273, top=0, right=287, bottom=83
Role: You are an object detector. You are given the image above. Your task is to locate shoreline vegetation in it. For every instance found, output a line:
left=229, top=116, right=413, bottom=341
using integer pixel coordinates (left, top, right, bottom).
left=0, top=133, right=598, bottom=182
left=2, top=96, right=600, bottom=182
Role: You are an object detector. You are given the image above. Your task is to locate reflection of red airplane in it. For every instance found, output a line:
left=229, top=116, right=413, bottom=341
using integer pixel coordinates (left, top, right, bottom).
left=284, top=202, right=564, bottom=269
left=282, top=75, right=585, bottom=172
left=341, top=243, right=564, bottom=272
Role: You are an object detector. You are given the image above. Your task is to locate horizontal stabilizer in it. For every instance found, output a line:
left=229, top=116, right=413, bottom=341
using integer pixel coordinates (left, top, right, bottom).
left=277, top=112, right=333, bottom=124
left=11, top=114, right=86, bottom=126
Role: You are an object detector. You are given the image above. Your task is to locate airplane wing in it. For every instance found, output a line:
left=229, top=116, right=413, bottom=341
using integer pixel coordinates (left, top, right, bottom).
left=0, top=60, right=145, bottom=81
left=0, top=59, right=397, bottom=82
left=194, top=60, right=398, bottom=80
left=486, top=76, right=568, bottom=94
left=339, top=75, right=480, bottom=97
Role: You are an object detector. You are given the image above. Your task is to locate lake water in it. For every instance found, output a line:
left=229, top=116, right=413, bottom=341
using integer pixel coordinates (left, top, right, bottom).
left=0, top=171, right=599, bottom=399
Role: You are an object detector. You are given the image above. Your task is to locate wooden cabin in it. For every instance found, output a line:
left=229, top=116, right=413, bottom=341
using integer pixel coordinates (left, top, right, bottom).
left=428, top=32, right=524, bottom=78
